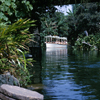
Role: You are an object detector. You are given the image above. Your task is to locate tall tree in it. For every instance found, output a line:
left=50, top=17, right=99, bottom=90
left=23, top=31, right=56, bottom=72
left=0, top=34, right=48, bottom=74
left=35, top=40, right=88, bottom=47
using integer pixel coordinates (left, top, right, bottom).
left=67, top=2, right=100, bottom=46
left=54, top=12, right=68, bottom=37
left=66, top=4, right=78, bottom=45
left=40, top=13, right=58, bottom=36
left=40, top=12, right=68, bottom=36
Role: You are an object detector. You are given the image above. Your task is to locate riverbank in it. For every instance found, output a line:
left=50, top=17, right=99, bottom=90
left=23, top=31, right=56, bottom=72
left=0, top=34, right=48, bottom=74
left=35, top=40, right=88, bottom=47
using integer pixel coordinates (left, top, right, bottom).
left=0, top=73, right=44, bottom=100
left=0, top=84, right=44, bottom=100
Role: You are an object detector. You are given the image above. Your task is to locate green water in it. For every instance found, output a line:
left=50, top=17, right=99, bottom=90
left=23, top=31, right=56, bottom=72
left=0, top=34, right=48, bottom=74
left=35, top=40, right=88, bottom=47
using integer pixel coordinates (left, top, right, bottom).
left=36, top=48, right=100, bottom=100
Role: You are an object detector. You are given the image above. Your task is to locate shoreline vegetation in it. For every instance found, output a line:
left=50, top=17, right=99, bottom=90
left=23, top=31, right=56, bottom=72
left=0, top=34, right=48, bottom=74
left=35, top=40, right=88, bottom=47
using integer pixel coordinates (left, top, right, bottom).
left=0, top=1, right=100, bottom=99
left=0, top=19, right=36, bottom=87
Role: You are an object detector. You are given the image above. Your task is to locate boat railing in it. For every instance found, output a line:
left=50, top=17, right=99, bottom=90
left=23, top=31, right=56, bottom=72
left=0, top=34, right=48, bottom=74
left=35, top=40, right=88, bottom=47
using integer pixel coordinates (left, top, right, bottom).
left=45, top=35, right=67, bottom=45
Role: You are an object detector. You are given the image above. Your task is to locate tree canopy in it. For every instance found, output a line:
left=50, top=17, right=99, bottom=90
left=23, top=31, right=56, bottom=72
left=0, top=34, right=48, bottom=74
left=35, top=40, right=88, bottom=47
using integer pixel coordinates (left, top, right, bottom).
left=0, top=0, right=100, bottom=47
left=66, top=2, right=100, bottom=45
left=0, top=0, right=98, bottom=24
left=0, top=0, right=33, bottom=23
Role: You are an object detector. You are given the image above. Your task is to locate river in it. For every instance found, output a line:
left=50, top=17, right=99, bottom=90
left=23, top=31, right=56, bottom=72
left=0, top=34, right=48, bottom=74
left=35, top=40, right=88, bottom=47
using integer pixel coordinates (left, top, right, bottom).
left=34, top=47, right=100, bottom=100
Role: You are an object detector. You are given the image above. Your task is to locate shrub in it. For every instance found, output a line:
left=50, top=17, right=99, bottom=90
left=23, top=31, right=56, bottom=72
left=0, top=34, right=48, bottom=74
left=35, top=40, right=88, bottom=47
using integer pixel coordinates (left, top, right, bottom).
left=0, top=19, right=35, bottom=86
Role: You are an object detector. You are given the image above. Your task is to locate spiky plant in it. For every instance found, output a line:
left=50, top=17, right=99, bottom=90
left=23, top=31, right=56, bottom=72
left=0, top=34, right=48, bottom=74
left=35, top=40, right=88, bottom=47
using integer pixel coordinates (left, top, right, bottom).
left=0, top=19, right=36, bottom=86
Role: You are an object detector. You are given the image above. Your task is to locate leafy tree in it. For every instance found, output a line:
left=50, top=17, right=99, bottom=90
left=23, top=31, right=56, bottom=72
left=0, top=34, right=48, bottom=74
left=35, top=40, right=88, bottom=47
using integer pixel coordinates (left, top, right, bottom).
left=41, top=13, right=58, bottom=36
left=0, top=0, right=95, bottom=31
left=54, top=12, right=68, bottom=37
left=75, top=3, right=100, bottom=35
left=0, top=0, right=33, bottom=23
left=40, top=13, right=58, bottom=45
left=66, top=4, right=78, bottom=45
left=67, top=3, right=100, bottom=46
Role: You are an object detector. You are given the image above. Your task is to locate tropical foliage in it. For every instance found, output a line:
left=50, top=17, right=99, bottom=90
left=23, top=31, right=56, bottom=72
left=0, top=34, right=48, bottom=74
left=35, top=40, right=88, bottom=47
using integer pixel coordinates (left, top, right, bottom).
left=73, top=33, right=100, bottom=51
left=40, top=12, right=68, bottom=46
left=0, top=0, right=100, bottom=87
left=54, top=12, right=68, bottom=37
left=0, top=0, right=33, bottom=23
left=0, top=19, right=35, bottom=86
left=40, top=13, right=58, bottom=36
left=67, top=2, right=100, bottom=48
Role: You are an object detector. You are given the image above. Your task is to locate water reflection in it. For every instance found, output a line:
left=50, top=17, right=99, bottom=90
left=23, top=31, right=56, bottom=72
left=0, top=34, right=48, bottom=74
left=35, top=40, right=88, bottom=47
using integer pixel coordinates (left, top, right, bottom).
left=68, top=50, right=100, bottom=100
left=40, top=48, right=100, bottom=100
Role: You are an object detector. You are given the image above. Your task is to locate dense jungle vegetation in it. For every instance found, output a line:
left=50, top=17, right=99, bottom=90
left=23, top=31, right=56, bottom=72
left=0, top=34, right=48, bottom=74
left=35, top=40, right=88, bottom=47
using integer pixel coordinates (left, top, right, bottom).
left=40, top=2, right=100, bottom=50
left=0, top=0, right=100, bottom=86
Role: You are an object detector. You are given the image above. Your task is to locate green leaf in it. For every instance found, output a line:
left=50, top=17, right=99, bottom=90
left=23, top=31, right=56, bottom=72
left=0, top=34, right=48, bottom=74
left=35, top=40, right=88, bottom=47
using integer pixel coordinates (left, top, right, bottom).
left=29, top=5, right=33, bottom=10
left=21, top=0, right=26, bottom=3
left=0, top=0, right=5, bottom=3
left=7, top=9, right=12, bottom=15
left=0, top=12, right=4, bottom=18
left=2, top=4, right=9, bottom=11
left=26, top=1, right=30, bottom=5
left=3, top=16, right=8, bottom=21
left=0, top=5, right=4, bottom=11
left=12, top=0, right=16, bottom=2
left=11, top=2, right=17, bottom=9
left=5, top=0, right=11, bottom=6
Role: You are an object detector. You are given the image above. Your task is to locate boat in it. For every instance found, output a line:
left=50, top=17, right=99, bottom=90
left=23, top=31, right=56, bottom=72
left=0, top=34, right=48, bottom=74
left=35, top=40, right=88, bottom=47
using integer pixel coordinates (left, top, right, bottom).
left=45, top=35, right=67, bottom=48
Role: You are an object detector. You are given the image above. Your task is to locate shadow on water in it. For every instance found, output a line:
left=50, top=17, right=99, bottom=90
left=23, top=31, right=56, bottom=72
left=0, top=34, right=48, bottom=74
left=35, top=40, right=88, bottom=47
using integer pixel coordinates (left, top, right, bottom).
left=30, top=47, right=100, bottom=100
left=29, top=47, right=42, bottom=84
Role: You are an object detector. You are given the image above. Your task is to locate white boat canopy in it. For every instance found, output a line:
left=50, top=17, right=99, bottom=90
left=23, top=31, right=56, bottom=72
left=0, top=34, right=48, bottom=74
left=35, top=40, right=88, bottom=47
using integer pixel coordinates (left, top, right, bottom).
left=45, top=35, right=67, bottom=40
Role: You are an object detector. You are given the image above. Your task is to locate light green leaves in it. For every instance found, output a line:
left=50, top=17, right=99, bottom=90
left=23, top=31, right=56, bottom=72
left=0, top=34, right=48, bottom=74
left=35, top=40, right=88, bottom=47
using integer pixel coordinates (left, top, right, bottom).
left=0, top=12, right=5, bottom=19
left=5, top=0, right=11, bottom=6
left=0, top=0, right=5, bottom=3
left=11, top=2, right=17, bottom=9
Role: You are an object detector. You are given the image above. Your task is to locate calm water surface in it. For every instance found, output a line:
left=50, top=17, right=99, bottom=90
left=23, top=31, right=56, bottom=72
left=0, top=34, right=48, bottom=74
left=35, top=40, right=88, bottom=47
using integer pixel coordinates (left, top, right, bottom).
left=39, top=48, right=100, bottom=100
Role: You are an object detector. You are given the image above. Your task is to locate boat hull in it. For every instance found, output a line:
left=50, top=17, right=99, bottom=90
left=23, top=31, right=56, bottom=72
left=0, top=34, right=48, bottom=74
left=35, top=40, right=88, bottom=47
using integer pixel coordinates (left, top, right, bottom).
left=46, top=43, right=67, bottom=48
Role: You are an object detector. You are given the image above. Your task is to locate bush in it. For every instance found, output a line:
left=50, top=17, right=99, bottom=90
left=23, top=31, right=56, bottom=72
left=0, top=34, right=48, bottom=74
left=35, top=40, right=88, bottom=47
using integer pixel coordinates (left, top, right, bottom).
left=73, top=34, right=98, bottom=51
left=0, top=19, right=35, bottom=86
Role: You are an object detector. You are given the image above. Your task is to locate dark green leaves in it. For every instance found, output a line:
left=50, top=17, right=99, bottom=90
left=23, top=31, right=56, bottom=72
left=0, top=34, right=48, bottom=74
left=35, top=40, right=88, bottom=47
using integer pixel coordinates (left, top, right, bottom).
left=0, top=0, right=33, bottom=22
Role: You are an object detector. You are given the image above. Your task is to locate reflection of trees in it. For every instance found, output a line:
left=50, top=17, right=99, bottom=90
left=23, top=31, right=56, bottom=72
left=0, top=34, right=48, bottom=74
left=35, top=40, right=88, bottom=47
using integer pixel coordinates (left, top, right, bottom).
left=41, top=48, right=68, bottom=99
left=68, top=49, right=100, bottom=63
left=68, top=49, right=100, bottom=99
left=69, top=67, right=100, bottom=99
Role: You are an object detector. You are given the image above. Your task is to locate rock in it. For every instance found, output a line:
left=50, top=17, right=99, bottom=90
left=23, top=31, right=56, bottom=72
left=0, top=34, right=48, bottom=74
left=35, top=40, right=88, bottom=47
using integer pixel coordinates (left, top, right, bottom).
left=0, top=73, right=20, bottom=86
left=0, top=93, right=16, bottom=100
left=0, top=84, right=44, bottom=100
